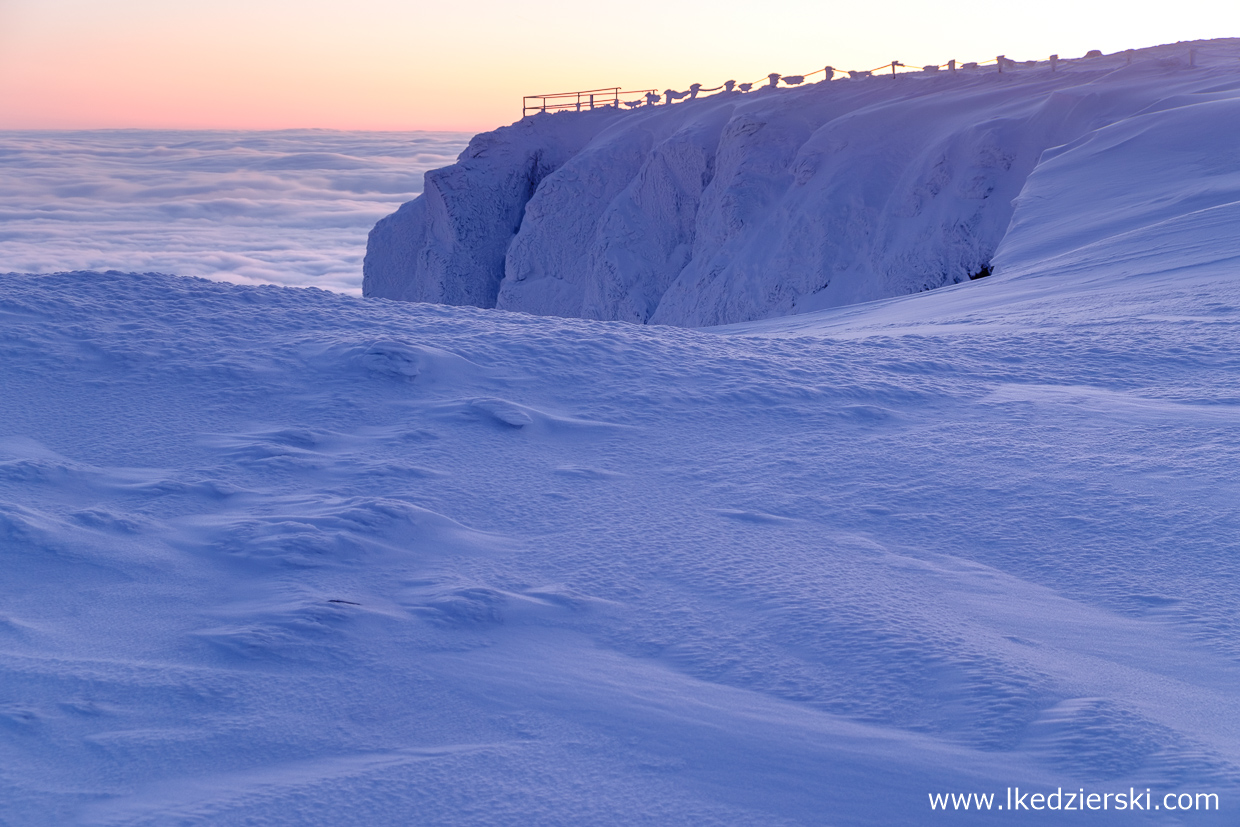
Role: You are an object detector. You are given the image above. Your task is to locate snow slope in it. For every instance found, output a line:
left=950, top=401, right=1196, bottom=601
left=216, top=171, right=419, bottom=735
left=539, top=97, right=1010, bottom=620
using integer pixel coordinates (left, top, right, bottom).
left=365, top=40, right=1240, bottom=326
left=4, top=80, right=1240, bottom=819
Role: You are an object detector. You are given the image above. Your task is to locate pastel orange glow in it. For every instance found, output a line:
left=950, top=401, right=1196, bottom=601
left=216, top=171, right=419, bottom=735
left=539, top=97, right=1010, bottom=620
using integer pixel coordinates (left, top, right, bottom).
left=2, top=0, right=1237, bottom=131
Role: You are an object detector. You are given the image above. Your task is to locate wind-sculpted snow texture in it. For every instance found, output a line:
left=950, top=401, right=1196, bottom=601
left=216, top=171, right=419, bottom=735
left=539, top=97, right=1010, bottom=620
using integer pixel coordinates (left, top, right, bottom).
left=5, top=75, right=1240, bottom=818
left=365, top=40, right=1240, bottom=326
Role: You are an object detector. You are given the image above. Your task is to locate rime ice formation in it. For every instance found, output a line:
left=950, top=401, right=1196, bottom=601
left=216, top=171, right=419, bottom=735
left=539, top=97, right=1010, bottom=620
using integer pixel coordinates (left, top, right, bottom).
left=365, top=40, right=1240, bottom=326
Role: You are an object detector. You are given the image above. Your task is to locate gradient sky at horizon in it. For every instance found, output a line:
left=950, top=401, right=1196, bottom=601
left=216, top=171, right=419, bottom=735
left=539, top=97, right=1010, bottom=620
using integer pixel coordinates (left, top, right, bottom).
left=2, top=0, right=1237, bottom=132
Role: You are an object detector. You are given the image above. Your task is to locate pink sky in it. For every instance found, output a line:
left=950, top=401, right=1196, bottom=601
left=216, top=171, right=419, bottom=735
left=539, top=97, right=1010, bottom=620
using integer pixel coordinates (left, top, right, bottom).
left=2, top=0, right=1236, bottom=131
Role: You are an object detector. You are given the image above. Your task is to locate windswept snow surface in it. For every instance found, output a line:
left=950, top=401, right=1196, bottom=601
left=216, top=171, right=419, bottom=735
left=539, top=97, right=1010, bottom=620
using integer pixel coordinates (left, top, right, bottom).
left=365, top=39, right=1240, bottom=327
left=5, top=41, right=1240, bottom=827
left=5, top=91, right=1240, bottom=820
left=0, top=130, right=469, bottom=294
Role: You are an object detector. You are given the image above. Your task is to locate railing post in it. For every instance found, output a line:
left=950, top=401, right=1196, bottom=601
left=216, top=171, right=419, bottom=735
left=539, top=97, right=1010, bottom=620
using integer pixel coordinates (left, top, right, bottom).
left=997, top=55, right=1004, bottom=73
left=948, top=59, right=956, bottom=73
left=1049, top=54, right=1058, bottom=72
left=589, top=94, right=594, bottom=110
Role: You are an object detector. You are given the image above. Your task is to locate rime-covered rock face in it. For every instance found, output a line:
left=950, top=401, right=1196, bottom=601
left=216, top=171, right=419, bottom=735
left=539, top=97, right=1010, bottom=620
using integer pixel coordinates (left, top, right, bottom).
left=362, top=114, right=609, bottom=307
left=364, top=42, right=1240, bottom=326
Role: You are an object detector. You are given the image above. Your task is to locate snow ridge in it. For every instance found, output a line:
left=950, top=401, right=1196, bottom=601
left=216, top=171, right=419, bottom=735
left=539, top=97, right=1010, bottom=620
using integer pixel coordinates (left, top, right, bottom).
left=365, top=40, right=1240, bottom=326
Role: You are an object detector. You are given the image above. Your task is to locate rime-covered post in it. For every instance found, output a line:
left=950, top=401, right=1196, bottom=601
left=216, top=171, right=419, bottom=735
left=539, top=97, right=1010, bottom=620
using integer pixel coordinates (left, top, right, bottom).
left=1050, top=54, right=1058, bottom=72
left=768, top=73, right=781, bottom=87
left=824, top=66, right=835, bottom=81
left=997, top=55, right=1005, bottom=73
left=948, top=59, right=956, bottom=73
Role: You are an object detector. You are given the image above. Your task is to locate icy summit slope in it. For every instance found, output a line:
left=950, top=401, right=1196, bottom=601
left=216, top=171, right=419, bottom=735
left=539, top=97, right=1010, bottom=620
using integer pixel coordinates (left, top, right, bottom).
left=3, top=89, right=1240, bottom=821
left=365, top=39, right=1240, bottom=326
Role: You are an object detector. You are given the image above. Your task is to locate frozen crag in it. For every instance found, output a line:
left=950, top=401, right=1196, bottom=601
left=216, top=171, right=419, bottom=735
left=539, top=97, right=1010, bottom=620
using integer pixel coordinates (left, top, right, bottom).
left=365, top=40, right=1240, bottom=326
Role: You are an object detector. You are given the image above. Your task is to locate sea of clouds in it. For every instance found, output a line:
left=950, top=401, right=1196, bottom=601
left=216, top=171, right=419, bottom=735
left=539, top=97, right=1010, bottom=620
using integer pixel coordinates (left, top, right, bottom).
left=0, top=130, right=471, bottom=294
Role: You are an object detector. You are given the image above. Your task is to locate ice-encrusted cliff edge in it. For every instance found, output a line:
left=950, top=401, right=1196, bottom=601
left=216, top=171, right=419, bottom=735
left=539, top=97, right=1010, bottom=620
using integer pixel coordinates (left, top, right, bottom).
left=365, top=41, right=1240, bottom=327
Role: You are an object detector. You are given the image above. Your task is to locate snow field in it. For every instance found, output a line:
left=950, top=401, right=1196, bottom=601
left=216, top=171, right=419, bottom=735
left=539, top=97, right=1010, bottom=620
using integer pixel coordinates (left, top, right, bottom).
left=2, top=249, right=1238, bottom=823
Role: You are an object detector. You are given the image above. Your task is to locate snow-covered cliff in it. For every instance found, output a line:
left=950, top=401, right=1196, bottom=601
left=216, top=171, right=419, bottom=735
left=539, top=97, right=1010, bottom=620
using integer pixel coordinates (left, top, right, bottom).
left=365, top=41, right=1240, bottom=326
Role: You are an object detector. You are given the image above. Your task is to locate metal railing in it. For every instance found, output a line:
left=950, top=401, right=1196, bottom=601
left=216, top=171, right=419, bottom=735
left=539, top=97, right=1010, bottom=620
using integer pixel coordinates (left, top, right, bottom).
left=523, top=87, right=658, bottom=116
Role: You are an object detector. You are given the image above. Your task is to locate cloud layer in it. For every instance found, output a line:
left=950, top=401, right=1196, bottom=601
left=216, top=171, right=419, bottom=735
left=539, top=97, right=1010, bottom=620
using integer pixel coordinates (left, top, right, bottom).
left=0, top=130, right=470, bottom=294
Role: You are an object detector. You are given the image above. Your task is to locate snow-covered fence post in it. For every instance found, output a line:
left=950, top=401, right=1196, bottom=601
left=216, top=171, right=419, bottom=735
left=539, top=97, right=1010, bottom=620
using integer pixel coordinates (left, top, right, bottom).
left=724, top=80, right=736, bottom=91
left=768, top=73, right=781, bottom=87
left=948, top=59, right=956, bottom=73
left=588, top=94, right=594, bottom=110
left=689, top=83, right=702, bottom=99
left=824, top=66, right=835, bottom=81
left=997, top=55, right=1005, bottom=73
left=1050, top=54, right=1058, bottom=72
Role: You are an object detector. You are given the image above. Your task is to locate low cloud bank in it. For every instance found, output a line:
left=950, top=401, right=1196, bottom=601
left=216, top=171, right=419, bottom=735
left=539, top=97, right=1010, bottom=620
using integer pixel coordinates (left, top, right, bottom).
left=0, top=130, right=470, bottom=294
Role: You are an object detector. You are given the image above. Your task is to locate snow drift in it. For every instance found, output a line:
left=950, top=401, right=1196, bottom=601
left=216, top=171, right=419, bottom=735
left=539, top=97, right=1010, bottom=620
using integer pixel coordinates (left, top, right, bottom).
left=365, top=40, right=1240, bottom=326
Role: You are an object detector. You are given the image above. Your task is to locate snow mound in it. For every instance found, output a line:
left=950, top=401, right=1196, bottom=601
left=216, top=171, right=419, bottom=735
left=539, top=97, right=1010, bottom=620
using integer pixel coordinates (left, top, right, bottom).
left=365, top=39, right=1240, bottom=326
